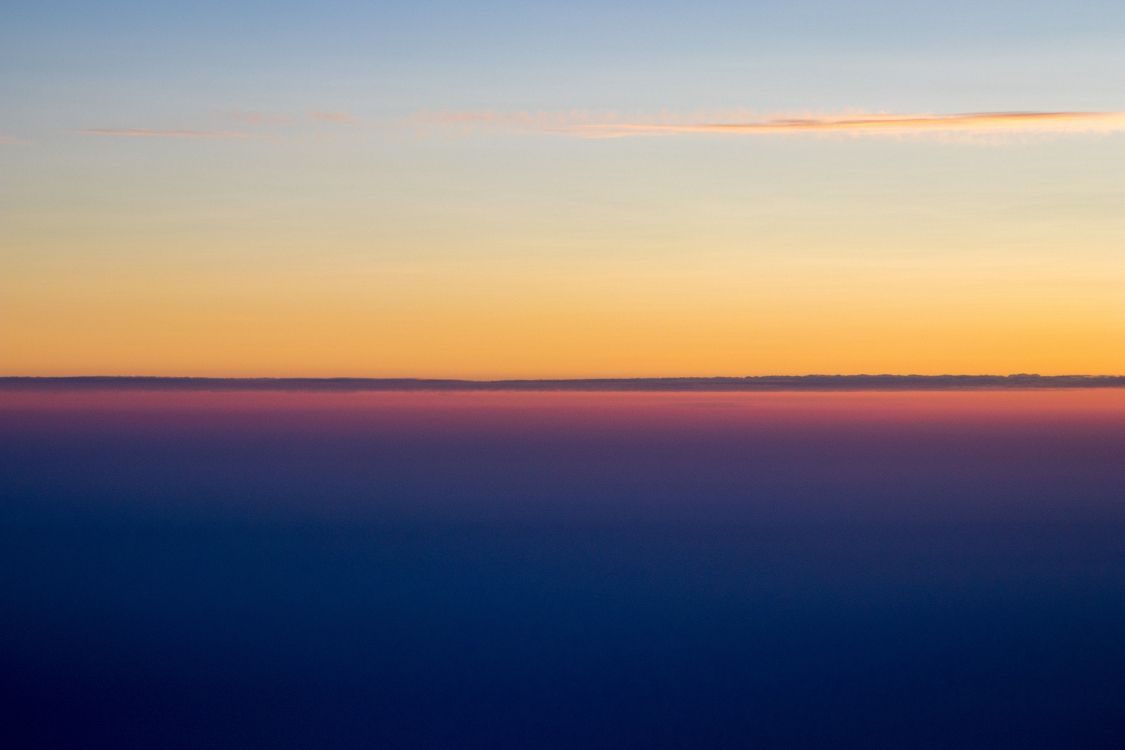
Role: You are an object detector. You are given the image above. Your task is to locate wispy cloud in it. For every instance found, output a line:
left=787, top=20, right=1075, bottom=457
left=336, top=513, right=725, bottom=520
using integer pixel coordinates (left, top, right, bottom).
left=413, top=110, right=1125, bottom=140
left=310, top=111, right=360, bottom=125
left=0, top=133, right=28, bottom=144
left=78, top=128, right=256, bottom=140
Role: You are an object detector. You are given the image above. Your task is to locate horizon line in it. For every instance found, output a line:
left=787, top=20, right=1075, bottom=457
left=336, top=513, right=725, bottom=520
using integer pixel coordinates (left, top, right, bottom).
left=4, top=375, right=1125, bottom=392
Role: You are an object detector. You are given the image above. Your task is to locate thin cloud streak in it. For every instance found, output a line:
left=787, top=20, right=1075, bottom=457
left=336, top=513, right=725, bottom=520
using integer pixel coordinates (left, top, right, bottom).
left=415, top=110, right=1125, bottom=139
left=78, top=128, right=255, bottom=140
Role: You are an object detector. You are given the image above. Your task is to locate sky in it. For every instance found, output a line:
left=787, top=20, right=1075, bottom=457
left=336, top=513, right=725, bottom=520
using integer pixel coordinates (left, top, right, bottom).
left=3, top=0, right=1124, bottom=378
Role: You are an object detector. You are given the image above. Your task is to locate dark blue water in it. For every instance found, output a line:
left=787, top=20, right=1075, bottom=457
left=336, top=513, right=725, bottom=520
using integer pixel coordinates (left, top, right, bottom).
left=3, top=391, right=1125, bottom=747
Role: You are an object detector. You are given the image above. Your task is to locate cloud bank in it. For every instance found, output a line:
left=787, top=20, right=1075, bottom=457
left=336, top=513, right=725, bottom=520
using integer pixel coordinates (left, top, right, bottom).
left=6, top=375, right=1125, bottom=392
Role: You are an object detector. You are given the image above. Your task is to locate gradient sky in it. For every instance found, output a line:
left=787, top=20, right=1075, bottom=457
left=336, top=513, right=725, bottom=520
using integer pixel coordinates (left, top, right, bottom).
left=3, top=0, right=1124, bottom=377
